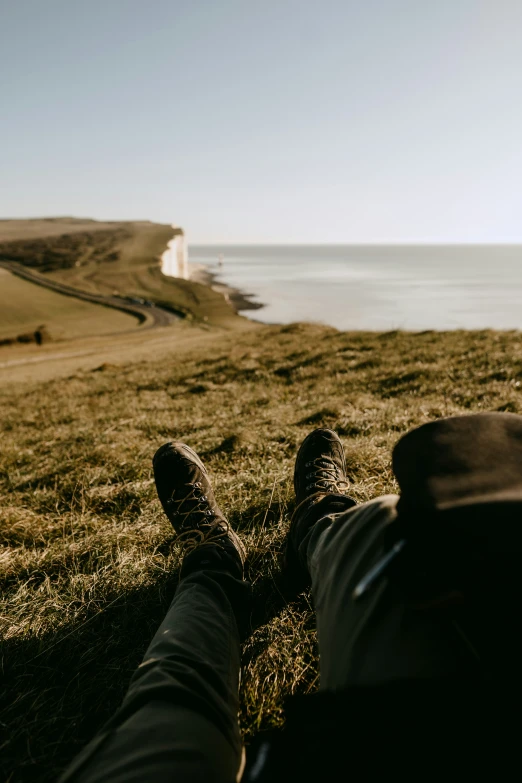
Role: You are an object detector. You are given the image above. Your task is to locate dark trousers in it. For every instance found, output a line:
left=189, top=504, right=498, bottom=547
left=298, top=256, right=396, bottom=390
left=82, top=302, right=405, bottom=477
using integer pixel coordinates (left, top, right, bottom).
left=60, top=494, right=463, bottom=782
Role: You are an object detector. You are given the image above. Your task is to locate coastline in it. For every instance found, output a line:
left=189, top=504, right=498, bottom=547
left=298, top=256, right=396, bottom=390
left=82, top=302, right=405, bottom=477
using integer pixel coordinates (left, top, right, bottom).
left=189, top=262, right=264, bottom=313
left=186, top=245, right=522, bottom=331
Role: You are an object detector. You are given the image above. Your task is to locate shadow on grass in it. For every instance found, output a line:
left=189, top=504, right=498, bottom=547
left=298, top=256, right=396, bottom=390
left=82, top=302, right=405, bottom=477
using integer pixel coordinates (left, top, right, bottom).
left=1, top=558, right=301, bottom=783
left=1, top=575, right=178, bottom=783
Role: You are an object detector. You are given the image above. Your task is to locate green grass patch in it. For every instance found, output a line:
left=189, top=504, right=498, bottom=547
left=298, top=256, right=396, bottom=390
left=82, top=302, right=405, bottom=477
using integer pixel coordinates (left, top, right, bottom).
left=0, top=269, right=138, bottom=341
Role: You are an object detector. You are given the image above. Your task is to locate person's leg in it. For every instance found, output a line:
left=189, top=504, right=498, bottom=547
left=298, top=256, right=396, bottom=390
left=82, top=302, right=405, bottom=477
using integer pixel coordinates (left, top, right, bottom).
left=60, top=443, right=250, bottom=783
left=287, top=429, right=463, bottom=690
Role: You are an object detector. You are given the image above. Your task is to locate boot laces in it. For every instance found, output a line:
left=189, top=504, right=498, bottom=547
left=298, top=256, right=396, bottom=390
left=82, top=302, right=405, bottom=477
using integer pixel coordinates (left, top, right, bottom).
left=166, top=481, right=229, bottom=555
left=304, top=457, right=349, bottom=494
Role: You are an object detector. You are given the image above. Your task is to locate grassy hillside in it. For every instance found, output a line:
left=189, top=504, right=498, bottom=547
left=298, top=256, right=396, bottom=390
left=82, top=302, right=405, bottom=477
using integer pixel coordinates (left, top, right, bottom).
left=46, top=224, right=239, bottom=325
left=0, top=217, right=128, bottom=242
left=0, top=268, right=138, bottom=342
left=2, top=323, right=522, bottom=781
left=0, top=219, right=241, bottom=327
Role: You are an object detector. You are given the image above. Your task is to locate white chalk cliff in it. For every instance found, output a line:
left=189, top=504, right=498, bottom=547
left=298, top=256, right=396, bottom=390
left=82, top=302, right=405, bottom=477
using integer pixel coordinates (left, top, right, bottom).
left=161, top=227, right=188, bottom=279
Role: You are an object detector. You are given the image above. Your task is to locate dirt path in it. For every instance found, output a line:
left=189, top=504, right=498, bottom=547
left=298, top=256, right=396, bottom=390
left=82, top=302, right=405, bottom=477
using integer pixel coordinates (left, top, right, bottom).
left=0, top=320, right=258, bottom=386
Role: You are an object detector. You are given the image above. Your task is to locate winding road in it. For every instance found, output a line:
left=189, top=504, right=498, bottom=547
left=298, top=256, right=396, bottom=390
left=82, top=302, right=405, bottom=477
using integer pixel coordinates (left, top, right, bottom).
left=0, top=260, right=181, bottom=329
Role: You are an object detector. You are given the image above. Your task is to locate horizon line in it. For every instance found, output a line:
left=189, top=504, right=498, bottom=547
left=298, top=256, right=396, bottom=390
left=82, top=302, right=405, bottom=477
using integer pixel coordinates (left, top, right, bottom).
left=189, top=240, right=522, bottom=247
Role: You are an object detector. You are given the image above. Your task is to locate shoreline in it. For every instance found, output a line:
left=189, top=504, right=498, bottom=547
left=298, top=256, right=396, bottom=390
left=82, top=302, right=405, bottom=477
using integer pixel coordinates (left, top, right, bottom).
left=189, top=262, right=264, bottom=313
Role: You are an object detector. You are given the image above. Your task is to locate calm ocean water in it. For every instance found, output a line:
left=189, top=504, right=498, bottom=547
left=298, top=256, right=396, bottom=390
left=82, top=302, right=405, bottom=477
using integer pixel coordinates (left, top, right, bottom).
left=189, top=245, right=522, bottom=331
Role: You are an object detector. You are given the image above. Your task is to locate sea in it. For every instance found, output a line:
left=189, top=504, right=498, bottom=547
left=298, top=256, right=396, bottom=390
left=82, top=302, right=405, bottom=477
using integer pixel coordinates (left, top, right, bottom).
left=189, top=245, right=522, bottom=331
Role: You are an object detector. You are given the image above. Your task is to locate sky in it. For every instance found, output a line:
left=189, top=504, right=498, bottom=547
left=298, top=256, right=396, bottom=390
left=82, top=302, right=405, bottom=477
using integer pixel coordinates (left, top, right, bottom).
left=1, top=0, right=522, bottom=243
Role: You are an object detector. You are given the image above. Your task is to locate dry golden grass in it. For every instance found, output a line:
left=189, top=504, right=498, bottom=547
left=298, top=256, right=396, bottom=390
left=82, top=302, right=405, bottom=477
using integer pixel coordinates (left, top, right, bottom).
left=2, top=323, right=522, bottom=780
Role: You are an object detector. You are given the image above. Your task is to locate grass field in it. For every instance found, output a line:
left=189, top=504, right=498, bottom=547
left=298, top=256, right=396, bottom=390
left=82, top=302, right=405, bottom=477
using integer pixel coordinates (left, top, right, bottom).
left=0, top=218, right=239, bottom=328
left=46, top=225, right=239, bottom=326
left=2, top=322, right=522, bottom=781
left=0, top=218, right=127, bottom=243
left=0, top=269, right=138, bottom=342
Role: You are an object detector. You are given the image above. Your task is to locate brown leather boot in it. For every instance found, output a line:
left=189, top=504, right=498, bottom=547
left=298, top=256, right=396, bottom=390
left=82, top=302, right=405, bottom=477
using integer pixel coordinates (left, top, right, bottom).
left=283, top=428, right=355, bottom=593
left=153, top=442, right=246, bottom=579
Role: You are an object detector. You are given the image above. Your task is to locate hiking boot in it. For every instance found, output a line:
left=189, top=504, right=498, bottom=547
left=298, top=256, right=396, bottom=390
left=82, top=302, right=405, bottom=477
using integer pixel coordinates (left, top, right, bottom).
left=283, top=428, right=355, bottom=593
left=294, top=428, right=350, bottom=506
left=153, top=442, right=246, bottom=579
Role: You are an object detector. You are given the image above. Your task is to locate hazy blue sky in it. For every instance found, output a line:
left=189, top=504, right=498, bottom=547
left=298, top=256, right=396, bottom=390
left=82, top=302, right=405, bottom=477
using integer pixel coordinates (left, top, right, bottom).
left=2, top=1, right=522, bottom=242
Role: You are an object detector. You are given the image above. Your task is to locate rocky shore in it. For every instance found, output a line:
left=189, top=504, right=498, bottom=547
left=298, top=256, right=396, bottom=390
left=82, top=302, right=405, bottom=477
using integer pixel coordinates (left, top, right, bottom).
left=189, top=262, right=264, bottom=313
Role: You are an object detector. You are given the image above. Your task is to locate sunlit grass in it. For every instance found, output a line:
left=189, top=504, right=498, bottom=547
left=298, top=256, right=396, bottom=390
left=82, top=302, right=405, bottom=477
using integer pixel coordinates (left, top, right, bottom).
left=2, top=323, right=522, bottom=780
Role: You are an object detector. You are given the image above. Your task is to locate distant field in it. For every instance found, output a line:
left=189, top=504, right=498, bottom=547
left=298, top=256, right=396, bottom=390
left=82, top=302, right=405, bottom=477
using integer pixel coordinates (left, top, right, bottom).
left=46, top=226, right=240, bottom=325
left=0, top=217, right=126, bottom=242
left=0, top=269, right=137, bottom=341
left=0, top=218, right=240, bottom=327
